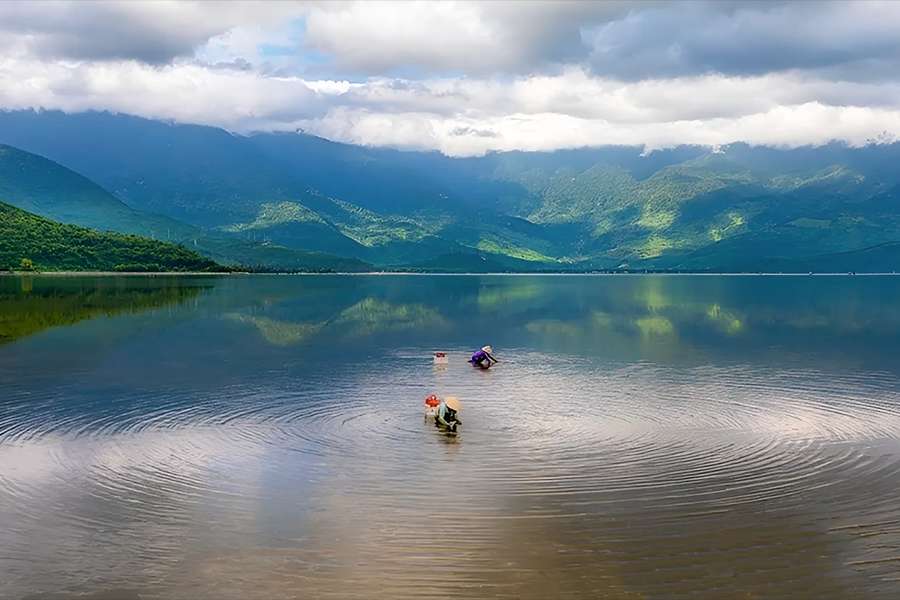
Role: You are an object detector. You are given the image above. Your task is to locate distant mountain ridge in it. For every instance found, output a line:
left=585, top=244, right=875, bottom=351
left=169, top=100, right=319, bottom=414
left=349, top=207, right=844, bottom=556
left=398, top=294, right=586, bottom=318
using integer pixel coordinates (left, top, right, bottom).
left=0, top=144, right=372, bottom=272
left=1, top=109, right=900, bottom=271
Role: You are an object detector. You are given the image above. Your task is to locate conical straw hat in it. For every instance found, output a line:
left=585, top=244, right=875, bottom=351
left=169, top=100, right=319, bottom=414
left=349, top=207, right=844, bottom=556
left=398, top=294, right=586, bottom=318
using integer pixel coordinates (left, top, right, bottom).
left=445, top=396, right=461, bottom=411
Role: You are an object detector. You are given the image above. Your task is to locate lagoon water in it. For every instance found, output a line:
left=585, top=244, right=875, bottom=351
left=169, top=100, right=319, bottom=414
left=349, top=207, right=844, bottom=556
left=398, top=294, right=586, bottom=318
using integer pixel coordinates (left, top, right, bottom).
left=2, top=274, right=900, bottom=599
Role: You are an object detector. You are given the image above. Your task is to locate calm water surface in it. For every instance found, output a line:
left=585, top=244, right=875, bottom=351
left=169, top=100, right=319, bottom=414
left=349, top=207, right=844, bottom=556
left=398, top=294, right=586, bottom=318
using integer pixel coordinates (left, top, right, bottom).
left=2, top=274, right=900, bottom=599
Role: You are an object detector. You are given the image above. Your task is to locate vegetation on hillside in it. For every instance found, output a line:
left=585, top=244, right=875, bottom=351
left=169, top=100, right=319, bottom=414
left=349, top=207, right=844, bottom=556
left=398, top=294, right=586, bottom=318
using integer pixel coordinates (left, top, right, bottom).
left=221, top=194, right=441, bottom=259
left=0, top=201, right=224, bottom=272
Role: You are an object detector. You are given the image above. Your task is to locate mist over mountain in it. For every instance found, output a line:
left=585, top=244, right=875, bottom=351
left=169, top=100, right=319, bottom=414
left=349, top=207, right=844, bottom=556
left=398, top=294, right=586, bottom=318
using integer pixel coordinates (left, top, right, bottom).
left=2, top=109, right=900, bottom=272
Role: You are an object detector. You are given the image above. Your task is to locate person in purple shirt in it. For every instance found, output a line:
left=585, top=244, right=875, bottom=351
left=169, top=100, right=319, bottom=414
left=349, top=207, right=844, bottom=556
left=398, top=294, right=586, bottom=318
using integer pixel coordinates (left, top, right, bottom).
left=469, top=345, right=497, bottom=369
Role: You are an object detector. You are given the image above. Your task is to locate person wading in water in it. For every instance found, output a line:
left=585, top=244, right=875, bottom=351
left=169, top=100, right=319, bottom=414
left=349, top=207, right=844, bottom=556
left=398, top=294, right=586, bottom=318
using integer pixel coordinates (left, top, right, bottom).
left=435, top=396, right=462, bottom=433
left=468, top=345, right=497, bottom=369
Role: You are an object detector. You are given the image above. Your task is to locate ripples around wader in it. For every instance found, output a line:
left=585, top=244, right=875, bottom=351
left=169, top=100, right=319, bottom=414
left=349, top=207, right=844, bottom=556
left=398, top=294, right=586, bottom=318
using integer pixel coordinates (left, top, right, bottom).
left=3, top=353, right=900, bottom=600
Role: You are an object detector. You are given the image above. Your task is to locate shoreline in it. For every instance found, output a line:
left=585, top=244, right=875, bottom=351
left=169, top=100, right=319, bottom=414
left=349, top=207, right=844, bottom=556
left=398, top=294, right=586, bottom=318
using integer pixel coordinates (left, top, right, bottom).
left=2, top=270, right=899, bottom=277
left=1, top=271, right=230, bottom=277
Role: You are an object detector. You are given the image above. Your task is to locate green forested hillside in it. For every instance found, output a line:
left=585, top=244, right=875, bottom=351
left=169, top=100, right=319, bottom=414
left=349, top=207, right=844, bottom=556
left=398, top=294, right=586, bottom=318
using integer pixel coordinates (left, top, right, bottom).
left=0, top=201, right=222, bottom=272
left=483, top=149, right=900, bottom=269
left=0, top=143, right=190, bottom=237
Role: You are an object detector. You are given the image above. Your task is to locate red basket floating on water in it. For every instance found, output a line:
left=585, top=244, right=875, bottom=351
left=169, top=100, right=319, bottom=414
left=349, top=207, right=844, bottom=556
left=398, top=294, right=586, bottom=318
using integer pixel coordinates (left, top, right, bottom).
left=425, top=394, right=440, bottom=408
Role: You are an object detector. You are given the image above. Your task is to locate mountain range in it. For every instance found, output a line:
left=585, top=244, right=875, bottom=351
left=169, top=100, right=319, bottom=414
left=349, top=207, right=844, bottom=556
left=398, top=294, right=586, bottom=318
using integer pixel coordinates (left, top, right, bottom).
left=0, top=141, right=370, bottom=272
left=1, top=109, right=899, bottom=272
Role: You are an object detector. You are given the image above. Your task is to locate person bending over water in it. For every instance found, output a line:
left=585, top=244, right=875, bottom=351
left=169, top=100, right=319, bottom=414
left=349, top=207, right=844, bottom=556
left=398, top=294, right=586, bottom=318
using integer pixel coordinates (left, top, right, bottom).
left=435, top=396, right=462, bottom=433
left=469, top=345, right=497, bottom=369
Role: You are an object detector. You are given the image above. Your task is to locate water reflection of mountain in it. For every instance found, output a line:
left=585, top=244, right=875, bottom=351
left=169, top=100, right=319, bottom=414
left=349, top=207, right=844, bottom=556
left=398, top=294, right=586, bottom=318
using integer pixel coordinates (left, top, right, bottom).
left=218, top=274, right=900, bottom=373
left=224, top=313, right=325, bottom=346
left=226, top=297, right=448, bottom=346
left=9, top=274, right=900, bottom=371
left=0, top=275, right=210, bottom=344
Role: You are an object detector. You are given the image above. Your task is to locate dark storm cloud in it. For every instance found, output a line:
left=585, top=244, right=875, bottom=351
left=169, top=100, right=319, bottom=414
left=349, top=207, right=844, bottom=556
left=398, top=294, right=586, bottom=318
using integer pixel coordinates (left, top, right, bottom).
left=584, top=1, right=900, bottom=80
left=0, top=2, right=293, bottom=65
left=300, top=1, right=637, bottom=77
left=1, top=3, right=200, bottom=63
left=298, top=1, right=900, bottom=81
left=3, top=1, right=898, bottom=81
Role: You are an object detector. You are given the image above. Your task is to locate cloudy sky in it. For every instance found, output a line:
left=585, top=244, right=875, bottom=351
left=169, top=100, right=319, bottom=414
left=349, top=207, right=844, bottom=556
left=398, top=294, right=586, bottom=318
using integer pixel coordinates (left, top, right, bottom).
left=2, top=0, right=900, bottom=155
